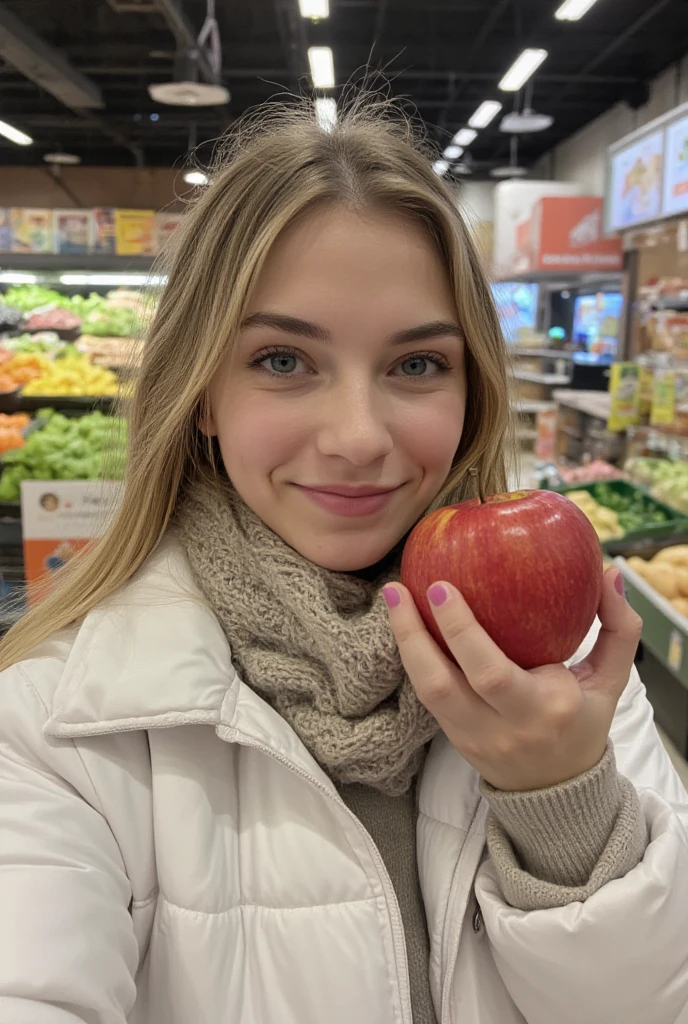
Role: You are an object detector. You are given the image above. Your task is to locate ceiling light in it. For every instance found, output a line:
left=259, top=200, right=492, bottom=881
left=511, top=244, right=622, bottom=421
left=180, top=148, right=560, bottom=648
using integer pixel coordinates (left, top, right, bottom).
left=0, top=272, right=38, bottom=284
left=148, top=82, right=229, bottom=106
left=0, top=119, right=32, bottom=146
left=433, top=160, right=449, bottom=177
left=555, top=0, right=599, bottom=20
left=183, top=169, right=209, bottom=185
left=490, top=164, right=529, bottom=178
left=299, top=0, right=329, bottom=16
left=499, top=48, right=548, bottom=91
left=315, top=97, right=337, bottom=132
left=500, top=108, right=554, bottom=133
left=43, top=152, right=81, bottom=166
left=443, top=145, right=464, bottom=160
left=453, top=128, right=477, bottom=147
left=308, top=47, right=335, bottom=88
left=468, top=100, right=502, bottom=129
left=452, top=163, right=473, bottom=176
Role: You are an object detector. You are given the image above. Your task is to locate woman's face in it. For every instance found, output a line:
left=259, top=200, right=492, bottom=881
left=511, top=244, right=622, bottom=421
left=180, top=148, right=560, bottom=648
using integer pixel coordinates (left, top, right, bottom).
left=206, top=206, right=466, bottom=571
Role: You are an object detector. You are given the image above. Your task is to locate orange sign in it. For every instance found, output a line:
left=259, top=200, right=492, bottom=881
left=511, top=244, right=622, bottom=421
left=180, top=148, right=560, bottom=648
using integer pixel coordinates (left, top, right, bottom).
left=516, top=196, right=623, bottom=273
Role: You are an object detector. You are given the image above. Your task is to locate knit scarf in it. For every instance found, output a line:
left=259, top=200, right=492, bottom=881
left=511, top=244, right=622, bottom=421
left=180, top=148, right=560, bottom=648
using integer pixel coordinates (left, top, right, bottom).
left=175, top=478, right=439, bottom=796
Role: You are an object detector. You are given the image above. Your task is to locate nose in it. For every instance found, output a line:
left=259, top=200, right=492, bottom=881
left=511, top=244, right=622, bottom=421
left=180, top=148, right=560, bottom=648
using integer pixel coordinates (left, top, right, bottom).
left=316, top=375, right=394, bottom=466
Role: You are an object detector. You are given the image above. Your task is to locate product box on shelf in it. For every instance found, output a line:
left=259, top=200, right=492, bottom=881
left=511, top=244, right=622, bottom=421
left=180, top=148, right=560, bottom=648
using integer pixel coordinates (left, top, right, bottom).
left=115, top=209, right=155, bottom=256
left=92, top=207, right=117, bottom=254
left=154, top=211, right=183, bottom=254
left=53, top=209, right=95, bottom=255
left=10, top=209, right=53, bottom=254
left=0, top=209, right=11, bottom=252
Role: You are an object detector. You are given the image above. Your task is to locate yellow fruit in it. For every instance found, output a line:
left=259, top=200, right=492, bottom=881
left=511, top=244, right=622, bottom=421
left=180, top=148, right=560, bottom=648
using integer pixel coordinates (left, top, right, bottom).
left=643, top=562, right=680, bottom=600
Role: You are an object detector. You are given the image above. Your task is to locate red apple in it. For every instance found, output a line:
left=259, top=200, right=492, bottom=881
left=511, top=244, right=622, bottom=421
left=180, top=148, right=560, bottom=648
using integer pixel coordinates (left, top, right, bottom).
left=400, top=489, right=603, bottom=670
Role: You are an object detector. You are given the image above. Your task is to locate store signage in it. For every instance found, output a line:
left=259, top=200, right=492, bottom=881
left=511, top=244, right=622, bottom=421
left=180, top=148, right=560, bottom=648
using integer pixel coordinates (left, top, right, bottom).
left=21, top=480, right=121, bottom=598
left=515, top=196, right=623, bottom=273
left=606, top=99, right=688, bottom=232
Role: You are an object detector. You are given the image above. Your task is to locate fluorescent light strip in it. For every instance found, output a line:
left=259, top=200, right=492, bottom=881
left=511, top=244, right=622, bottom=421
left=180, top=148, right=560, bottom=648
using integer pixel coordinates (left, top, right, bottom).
left=315, top=97, right=337, bottom=132
left=443, top=145, right=464, bottom=160
left=555, top=0, right=599, bottom=19
left=0, top=119, right=32, bottom=146
left=499, top=48, right=548, bottom=91
left=433, top=160, right=449, bottom=177
left=299, top=0, right=329, bottom=16
left=468, top=100, right=502, bottom=129
left=59, top=273, right=168, bottom=287
left=453, top=128, right=477, bottom=147
left=308, top=47, right=335, bottom=88
left=183, top=170, right=209, bottom=185
left=0, top=272, right=37, bottom=284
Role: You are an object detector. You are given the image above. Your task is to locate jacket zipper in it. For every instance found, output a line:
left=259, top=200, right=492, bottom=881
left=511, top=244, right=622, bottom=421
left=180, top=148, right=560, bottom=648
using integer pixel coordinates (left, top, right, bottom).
left=440, top=798, right=488, bottom=1024
left=222, top=725, right=413, bottom=1024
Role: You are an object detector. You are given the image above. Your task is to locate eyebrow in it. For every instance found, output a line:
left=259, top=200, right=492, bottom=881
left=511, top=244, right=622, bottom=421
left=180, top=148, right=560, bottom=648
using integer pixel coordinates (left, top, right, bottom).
left=240, top=312, right=463, bottom=346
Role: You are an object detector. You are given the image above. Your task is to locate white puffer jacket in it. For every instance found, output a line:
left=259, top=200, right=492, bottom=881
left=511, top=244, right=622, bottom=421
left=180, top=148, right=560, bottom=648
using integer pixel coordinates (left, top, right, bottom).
left=1, top=539, right=688, bottom=1024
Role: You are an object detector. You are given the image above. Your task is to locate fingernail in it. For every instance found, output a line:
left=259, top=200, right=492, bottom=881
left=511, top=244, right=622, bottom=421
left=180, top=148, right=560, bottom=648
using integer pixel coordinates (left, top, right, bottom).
left=614, top=571, right=625, bottom=597
left=382, top=585, right=401, bottom=609
left=428, top=583, right=449, bottom=607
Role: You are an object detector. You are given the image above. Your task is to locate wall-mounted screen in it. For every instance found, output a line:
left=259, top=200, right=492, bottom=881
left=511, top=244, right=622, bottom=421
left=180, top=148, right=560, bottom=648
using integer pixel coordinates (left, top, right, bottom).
left=491, top=282, right=539, bottom=344
left=608, top=130, right=664, bottom=231
left=572, top=292, right=623, bottom=358
left=662, top=113, right=688, bottom=218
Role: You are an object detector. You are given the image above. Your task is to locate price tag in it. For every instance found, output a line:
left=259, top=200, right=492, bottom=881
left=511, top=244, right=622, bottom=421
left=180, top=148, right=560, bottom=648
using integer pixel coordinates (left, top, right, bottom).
left=668, top=629, right=684, bottom=673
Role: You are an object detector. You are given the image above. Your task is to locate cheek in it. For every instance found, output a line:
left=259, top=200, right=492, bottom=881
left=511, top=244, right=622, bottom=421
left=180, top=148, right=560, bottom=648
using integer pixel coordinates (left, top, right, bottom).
left=397, top=392, right=466, bottom=472
left=214, top=394, right=308, bottom=476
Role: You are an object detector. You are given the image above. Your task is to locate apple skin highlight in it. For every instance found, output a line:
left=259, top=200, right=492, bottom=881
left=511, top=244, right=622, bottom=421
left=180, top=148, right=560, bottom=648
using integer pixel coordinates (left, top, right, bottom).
left=401, top=490, right=604, bottom=670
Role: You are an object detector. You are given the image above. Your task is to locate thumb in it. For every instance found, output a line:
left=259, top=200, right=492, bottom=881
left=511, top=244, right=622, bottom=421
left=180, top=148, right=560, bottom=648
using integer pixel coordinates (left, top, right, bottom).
left=572, top=567, right=642, bottom=696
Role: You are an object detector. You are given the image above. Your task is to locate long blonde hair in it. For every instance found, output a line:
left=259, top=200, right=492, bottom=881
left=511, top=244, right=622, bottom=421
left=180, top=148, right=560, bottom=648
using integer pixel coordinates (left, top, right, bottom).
left=0, top=93, right=513, bottom=670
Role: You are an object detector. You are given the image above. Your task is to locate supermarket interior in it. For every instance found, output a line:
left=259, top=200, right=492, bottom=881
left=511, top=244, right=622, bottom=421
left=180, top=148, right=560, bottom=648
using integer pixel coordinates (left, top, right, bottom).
left=1, top=0, right=688, bottom=775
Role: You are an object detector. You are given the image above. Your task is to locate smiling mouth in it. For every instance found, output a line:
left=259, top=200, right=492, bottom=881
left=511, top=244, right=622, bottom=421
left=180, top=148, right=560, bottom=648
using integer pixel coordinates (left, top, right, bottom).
left=292, top=483, right=404, bottom=517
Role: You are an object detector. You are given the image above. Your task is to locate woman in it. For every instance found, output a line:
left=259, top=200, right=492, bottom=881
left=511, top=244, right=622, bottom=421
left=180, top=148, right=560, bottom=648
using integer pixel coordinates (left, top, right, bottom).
left=0, top=97, right=687, bottom=1024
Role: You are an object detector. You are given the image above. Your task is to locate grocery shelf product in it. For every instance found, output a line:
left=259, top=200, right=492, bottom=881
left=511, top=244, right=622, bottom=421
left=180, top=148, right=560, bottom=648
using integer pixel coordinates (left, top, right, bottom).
left=549, top=480, right=677, bottom=548
left=625, top=546, right=688, bottom=619
left=20, top=351, right=119, bottom=398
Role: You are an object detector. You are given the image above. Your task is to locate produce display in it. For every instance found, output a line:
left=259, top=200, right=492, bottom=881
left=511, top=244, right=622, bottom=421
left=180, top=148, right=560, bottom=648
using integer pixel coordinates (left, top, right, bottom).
left=1, top=333, right=66, bottom=357
left=3, top=285, right=68, bottom=312
left=626, top=546, right=688, bottom=619
left=77, top=335, right=143, bottom=369
left=564, top=483, right=670, bottom=542
left=21, top=350, right=119, bottom=397
left=625, top=457, right=688, bottom=515
left=553, top=461, right=627, bottom=485
left=0, top=353, right=51, bottom=392
left=401, top=489, right=603, bottom=670
left=0, top=413, right=30, bottom=455
left=0, top=409, right=126, bottom=501
left=0, top=300, right=23, bottom=330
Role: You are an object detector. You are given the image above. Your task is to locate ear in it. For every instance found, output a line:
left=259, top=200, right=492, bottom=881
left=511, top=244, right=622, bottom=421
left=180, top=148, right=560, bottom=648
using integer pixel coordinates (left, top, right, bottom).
left=198, top=393, right=218, bottom=438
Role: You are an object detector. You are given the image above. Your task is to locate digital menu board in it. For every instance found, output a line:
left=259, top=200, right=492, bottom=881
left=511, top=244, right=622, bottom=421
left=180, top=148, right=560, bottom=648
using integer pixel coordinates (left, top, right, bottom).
left=662, top=113, right=688, bottom=218
left=608, top=130, right=664, bottom=231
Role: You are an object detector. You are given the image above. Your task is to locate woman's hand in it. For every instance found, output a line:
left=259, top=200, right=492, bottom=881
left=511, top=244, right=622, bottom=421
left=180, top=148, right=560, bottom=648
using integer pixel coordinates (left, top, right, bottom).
left=383, top=568, right=642, bottom=792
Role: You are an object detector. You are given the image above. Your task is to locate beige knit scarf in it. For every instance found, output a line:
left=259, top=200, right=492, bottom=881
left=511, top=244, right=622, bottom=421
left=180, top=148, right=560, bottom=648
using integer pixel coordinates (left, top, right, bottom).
left=175, top=478, right=439, bottom=795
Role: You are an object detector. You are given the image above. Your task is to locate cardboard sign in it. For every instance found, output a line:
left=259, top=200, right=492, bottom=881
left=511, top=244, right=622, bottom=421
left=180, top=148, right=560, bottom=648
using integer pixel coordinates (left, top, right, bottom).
left=115, top=209, right=155, bottom=256
left=21, top=480, right=121, bottom=597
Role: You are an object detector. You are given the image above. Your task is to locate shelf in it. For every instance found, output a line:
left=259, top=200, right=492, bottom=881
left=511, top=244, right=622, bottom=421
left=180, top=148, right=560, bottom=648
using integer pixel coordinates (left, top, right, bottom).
left=512, top=348, right=574, bottom=360
left=552, top=389, right=611, bottom=420
left=617, top=557, right=688, bottom=690
left=512, top=399, right=556, bottom=414
left=513, top=370, right=571, bottom=385
left=496, top=271, right=622, bottom=285
left=517, top=428, right=538, bottom=441
left=0, top=253, right=155, bottom=273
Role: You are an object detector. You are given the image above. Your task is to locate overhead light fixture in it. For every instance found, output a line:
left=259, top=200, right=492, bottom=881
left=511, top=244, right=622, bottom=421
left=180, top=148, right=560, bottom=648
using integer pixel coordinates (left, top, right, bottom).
left=183, top=169, right=209, bottom=186
left=452, top=163, right=473, bottom=176
left=0, top=272, right=38, bottom=284
left=315, top=97, right=337, bottom=132
left=490, top=137, right=529, bottom=178
left=555, top=0, right=599, bottom=20
left=443, top=145, right=464, bottom=160
left=499, top=48, right=548, bottom=91
left=452, top=128, right=477, bottom=147
left=299, top=0, right=329, bottom=16
left=468, top=100, right=503, bottom=129
left=500, top=108, right=553, bottom=133
left=43, top=151, right=81, bottom=166
left=308, top=47, right=335, bottom=89
left=433, top=160, right=449, bottom=177
left=0, top=119, right=32, bottom=146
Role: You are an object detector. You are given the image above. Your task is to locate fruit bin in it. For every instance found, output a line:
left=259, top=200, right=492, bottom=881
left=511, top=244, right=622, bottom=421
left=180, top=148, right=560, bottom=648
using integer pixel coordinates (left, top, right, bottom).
left=616, top=554, right=688, bottom=690
left=543, top=480, right=688, bottom=552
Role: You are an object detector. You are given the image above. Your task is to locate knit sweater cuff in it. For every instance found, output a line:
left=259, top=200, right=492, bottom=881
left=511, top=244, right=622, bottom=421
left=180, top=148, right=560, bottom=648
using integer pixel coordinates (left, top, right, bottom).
left=480, top=742, right=650, bottom=911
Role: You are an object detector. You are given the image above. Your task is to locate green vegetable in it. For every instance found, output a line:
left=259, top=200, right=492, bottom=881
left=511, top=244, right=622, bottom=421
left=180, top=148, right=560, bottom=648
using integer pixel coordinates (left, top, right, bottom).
left=0, top=409, right=127, bottom=500
left=589, top=482, right=669, bottom=533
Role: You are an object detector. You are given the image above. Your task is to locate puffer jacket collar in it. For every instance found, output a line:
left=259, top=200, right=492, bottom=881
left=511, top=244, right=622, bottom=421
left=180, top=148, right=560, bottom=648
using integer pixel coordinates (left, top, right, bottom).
left=44, top=537, right=336, bottom=787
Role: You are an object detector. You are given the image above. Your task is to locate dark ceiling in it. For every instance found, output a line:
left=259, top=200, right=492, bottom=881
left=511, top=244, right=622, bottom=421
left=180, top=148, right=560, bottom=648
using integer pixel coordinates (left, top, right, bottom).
left=0, top=0, right=686, bottom=177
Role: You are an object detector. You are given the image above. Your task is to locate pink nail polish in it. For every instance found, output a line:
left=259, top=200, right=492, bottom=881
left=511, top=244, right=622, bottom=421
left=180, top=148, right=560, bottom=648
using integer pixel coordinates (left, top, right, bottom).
left=428, top=583, right=449, bottom=607
left=382, top=585, right=401, bottom=609
left=614, top=572, right=624, bottom=597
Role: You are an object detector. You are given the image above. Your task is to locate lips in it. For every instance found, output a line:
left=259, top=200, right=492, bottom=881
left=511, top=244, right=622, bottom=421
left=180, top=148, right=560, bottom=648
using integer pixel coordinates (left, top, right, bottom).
left=301, top=484, right=400, bottom=497
left=292, top=483, right=403, bottom=518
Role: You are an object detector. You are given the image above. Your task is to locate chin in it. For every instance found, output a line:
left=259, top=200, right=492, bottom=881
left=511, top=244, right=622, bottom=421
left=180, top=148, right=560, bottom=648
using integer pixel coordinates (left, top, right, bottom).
left=293, top=533, right=403, bottom=573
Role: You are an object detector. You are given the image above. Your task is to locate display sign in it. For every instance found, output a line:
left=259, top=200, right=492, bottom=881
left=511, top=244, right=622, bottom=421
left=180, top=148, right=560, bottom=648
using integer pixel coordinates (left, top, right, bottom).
left=515, top=196, right=623, bottom=274
left=115, top=209, right=155, bottom=256
left=53, top=209, right=94, bottom=255
left=607, top=362, right=640, bottom=432
left=663, top=114, right=688, bottom=219
left=608, top=130, right=664, bottom=231
left=10, top=208, right=53, bottom=254
left=21, top=480, right=121, bottom=597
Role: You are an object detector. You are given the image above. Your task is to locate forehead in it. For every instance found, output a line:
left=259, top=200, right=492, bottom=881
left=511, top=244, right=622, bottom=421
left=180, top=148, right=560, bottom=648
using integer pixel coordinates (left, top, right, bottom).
left=246, top=205, right=455, bottom=320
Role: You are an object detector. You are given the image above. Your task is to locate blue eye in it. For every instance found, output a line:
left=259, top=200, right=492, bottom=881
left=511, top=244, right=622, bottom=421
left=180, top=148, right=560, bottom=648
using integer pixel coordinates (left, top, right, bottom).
left=401, top=356, right=431, bottom=376
left=266, top=353, right=298, bottom=374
